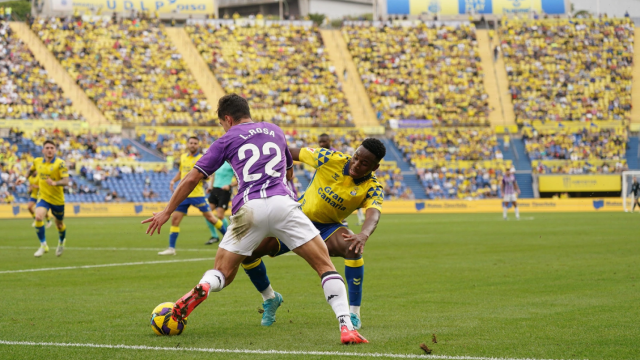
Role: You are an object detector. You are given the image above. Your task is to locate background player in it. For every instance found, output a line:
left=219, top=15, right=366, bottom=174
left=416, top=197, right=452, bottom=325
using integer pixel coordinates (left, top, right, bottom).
left=204, top=160, right=236, bottom=245
left=20, top=140, right=69, bottom=257
left=27, top=172, right=51, bottom=228
left=142, top=94, right=367, bottom=344
left=501, top=168, right=521, bottom=220
left=318, top=133, right=366, bottom=226
left=629, top=176, right=640, bottom=212
left=241, top=139, right=385, bottom=330
left=159, top=136, right=226, bottom=255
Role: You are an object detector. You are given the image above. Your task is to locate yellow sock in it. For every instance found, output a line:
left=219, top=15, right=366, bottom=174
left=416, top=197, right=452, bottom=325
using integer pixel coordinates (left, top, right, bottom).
left=31, top=213, right=36, bottom=219
left=214, top=219, right=223, bottom=230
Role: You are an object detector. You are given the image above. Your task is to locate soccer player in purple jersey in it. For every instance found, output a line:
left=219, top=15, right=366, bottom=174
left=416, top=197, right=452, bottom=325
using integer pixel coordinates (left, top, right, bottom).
left=142, top=95, right=368, bottom=344
left=501, top=168, right=521, bottom=220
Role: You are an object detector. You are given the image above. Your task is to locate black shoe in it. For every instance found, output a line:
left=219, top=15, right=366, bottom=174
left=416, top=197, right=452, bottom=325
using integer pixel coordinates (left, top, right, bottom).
left=205, top=237, right=219, bottom=245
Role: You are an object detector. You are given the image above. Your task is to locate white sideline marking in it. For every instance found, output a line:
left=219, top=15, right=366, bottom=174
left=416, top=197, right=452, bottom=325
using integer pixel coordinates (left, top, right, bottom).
left=0, top=258, right=215, bottom=274
left=0, top=340, right=585, bottom=360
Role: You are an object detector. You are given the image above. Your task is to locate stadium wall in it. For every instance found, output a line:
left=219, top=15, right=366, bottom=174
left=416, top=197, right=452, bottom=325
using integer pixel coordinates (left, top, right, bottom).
left=0, top=199, right=623, bottom=219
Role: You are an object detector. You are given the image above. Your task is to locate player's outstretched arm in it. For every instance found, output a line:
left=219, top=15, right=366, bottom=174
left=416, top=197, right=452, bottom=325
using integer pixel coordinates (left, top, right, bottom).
left=142, top=169, right=205, bottom=235
left=343, top=208, right=381, bottom=254
left=289, top=148, right=301, bottom=161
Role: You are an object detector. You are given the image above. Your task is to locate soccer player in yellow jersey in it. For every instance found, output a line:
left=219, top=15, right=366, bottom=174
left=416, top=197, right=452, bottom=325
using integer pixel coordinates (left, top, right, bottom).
left=27, top=173, right=52, bottom=228
left=241, top=138, right=385, bottom=329
left=158, top=137, right=227, bottom=256
left=21, top=140, right=69, bottom=257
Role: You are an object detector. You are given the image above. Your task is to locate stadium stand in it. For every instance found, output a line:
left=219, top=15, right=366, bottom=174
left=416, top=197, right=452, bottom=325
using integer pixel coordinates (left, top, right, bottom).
left=342, top=21, right=490, bottom=127
left=500, top=18, right=634, bottom=124
left=32, top=16, right=217, bottom=125
left=0, top=21, right=82, bottom=120
left=523, top=123, right=629, bottom=174
left=185, top=20, right=351, bottom=127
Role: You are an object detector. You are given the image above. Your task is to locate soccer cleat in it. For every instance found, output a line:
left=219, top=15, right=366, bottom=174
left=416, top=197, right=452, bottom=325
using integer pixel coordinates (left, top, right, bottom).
left=34, top=244, right=49, bottom=258
left=46, top=220, right=53, bottom=229
left=31, top=221, right=36, bottom=228
left=172, top=282, right=210, bottom=322
left=158, top=248, right=176, bottom=256
left=205, top=237, right=219, bottom=245
left=340, top=326, right=369, bottom=344
left=261, top=292, right=283, bottom=326
left=56, top=239, right=66, bottom=257
left=350, top=312, right=362, bottom=330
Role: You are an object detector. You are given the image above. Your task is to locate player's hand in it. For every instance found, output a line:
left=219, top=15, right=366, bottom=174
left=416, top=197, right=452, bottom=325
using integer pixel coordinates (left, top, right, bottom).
left=206, top=188, right=212, bottom=193
left=222, top=185, right=230, bottom=191
left=342, top=233, right=368, bottom=254
left=169, top=181, right=175, bottom=192
left=141, top=211, right=171, bottom=236
left=46, top=178, right=56, bottom=186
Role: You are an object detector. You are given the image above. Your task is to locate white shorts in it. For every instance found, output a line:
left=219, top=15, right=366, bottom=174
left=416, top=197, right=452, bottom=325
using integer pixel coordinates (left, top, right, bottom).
left=503, top=194, right=518, bottom=203
left=219, top=195, right=320, bottom=256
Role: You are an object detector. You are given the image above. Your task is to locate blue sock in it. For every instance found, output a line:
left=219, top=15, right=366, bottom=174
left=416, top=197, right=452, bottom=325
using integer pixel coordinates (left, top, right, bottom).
left=169, top=226, right=179, bottom=248
left=242, top=259, right=271, bottom=292
left=205, top=218, right=218, bottom=239
left=35, top=220, right=46, bottom=244
left=345, top=257, right=364, bottom=307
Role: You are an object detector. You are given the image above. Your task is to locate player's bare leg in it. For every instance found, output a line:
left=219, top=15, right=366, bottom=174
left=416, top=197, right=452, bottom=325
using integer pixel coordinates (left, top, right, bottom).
left=502, top=201, right=508, bottom=220
left=292, top=235, right=368, bottom=344
left=172, top=248, right=245, bottom=322
left=28, top=200, right=36, bottom=226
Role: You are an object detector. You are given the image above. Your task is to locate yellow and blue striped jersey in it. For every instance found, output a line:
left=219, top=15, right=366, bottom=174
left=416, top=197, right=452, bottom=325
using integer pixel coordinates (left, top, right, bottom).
left=298, top=147, right=383, bottom=224
left=181, top=152, right=205, bottom=198
left=28, top=174, right=39, bottom=198
left=30, top=157, right=68, bottom=206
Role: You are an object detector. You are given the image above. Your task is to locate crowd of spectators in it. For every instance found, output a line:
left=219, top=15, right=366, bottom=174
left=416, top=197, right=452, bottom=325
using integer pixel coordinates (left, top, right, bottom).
left=393, top=128, right=502, bottom=166
left=417, top=165, right=507, bottom=199
left=32, top=16, right=216, bottom=125
left=500, top=18, right=634, bottom=124
left=343, top=22, right=490, bottom=127
left=523, top=126, right=627, bottom=161
left=532, top=159, right=627, bottom=174
left=186, top=22, right=351, bottom=127
left=0, top=21, right=82, bottom=120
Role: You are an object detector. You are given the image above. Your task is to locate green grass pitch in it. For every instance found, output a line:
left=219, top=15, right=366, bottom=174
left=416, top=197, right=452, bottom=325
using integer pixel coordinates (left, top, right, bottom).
left=1, top=212, right=638, bottom=359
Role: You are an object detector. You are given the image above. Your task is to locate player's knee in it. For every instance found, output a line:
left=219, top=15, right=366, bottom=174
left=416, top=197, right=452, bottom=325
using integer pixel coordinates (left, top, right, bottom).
left=56, top=222, right=65, bottom=230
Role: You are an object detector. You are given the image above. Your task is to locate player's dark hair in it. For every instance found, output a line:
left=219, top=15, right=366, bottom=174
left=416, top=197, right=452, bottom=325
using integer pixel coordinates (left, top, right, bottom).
left=217, top=94, right=251, bottom=123
left=43, top=140, right=56, bottom=148
left=188, top=136, right=199, bottom=142
left=361, top=138, right=386, bottom=161
left=319, top=133, right=329, bottom=138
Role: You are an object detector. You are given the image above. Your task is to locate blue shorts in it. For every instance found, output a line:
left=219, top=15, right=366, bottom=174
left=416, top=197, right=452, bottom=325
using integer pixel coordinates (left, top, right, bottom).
left=36, top=199, right=64, bottom=220
left=175, top=197, right=211, bottom=214
left=29, top=197, right=38, bottom=203
left=273, top=222, right=347, bottom=257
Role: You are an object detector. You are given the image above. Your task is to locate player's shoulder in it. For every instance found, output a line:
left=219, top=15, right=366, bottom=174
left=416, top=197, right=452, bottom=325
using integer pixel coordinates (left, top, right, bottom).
left=54, top=157, right=66, bottom=166
left=366, top=174, right=384, bottom=190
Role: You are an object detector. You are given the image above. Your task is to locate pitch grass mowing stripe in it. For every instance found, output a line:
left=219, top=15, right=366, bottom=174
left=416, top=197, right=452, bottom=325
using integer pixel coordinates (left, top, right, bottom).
left=0, top=340, right=587, bottom=360
left=0, top=258, right=215, bottom=274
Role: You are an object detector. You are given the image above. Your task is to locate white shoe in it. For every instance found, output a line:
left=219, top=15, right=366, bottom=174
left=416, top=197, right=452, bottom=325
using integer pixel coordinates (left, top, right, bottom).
left=56, top=239, right=66, bottom=257
left=46, top=220, right=53, bottom=229
left=158, top=248, right=176, bottom=256
left=34, top=244, right=49, bottom=257
left=31, top=221, right=36, bottom=228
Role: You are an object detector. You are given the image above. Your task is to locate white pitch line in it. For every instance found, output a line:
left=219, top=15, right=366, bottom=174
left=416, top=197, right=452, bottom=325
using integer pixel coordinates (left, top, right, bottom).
left=0, top=340, right=585, bottom=360
left=0, top=246, right=217, bottom=252
left=0, top=258, right=215, bottom=274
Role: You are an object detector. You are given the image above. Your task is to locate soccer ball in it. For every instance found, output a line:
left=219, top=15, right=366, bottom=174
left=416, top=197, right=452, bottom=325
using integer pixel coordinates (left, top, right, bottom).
left=150, top=302, right=186, bottom=336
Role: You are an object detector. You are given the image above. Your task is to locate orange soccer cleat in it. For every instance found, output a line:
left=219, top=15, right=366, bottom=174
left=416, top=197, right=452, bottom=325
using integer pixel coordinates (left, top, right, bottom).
left=172, top=282, right=210, bottom=322
left=340, top=326, right=369, bottom=344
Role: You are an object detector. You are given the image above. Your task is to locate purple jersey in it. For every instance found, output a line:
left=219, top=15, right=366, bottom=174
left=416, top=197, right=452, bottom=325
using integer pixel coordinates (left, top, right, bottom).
left=502, top=174, right=516, bottom=195
left=195, top=122, right=295, bottom=214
